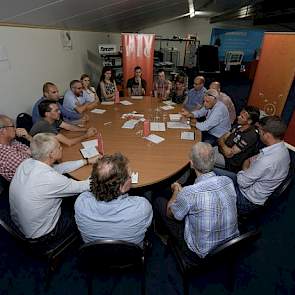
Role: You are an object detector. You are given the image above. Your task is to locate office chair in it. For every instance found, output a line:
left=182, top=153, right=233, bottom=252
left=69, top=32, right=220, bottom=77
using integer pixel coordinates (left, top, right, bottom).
left=169, top=229, right=261, bottom=295
left=78, top=239, right=146, bottom=295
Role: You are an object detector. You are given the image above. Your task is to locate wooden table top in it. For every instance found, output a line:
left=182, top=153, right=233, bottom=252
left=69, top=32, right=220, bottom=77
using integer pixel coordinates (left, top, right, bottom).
left=61, top=97, right=201, bottom=188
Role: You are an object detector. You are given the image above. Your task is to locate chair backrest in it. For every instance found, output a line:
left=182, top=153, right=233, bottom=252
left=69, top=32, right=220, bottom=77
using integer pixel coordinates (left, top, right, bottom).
left=208, top=230, right=261, bottom=258
left=16, top=113, right=33, bottom=133
left=78, top=239, right=144, bottom=272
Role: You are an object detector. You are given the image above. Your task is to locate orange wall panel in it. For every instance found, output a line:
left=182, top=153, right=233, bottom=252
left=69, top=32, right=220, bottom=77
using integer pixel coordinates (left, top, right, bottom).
left=248, top=33, right=295, bottom=116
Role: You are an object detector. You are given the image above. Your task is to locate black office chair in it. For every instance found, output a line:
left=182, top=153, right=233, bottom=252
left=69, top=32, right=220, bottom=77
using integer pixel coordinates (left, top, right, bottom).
left=169, top=230, right=261, bottom=295
left=16, top=112, right=33, bottom=146
left=78, top=239, right=145, bottom=295
left=0, top=195, right=79, bottom=281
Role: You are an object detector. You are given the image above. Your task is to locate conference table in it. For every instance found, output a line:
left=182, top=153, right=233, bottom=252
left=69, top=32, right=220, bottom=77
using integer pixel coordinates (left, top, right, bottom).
left=61, top=96, right=201, bottom=188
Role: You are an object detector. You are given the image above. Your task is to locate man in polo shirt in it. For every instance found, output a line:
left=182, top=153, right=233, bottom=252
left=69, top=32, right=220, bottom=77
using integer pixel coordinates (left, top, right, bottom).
left=182, top=89, right=231, bottom=146
left=63, top=80, right=99, bottom=121
left=154, top=142, right=239, bottom=260
left=30, top=100, right=97, bottom=146
left=32, top=82, right=82, bottom=124
left=183, top=76, right=206, bottom=111
left=214, top=106, right=260, bottom=172
left=215, top=116, right=290, bottom=215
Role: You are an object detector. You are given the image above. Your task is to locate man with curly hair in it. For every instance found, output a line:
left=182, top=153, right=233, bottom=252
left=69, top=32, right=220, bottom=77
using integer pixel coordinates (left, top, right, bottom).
left=74, top=153, right=153, bottom=247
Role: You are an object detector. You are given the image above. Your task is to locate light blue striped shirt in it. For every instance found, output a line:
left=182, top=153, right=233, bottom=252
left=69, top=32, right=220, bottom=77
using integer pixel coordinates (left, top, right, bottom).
left=74, top=192, right=153, bottom=247
left=192, top=100, right=231, bottom=138
left=237, top=142, right=290, bottom=205
left=170, top=172, right=239, bottom=258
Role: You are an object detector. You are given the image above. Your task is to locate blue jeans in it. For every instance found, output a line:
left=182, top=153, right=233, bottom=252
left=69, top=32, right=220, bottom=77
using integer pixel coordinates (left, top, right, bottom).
left=214, top=168, right=262, bottom=215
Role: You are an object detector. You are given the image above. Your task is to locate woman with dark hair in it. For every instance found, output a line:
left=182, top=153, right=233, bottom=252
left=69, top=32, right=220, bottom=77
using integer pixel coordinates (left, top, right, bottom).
left=169, top=75, right=187, bottom=104
left=80, top=74, right=99, bottom=103
left=99, top=67, right=117, bottom=101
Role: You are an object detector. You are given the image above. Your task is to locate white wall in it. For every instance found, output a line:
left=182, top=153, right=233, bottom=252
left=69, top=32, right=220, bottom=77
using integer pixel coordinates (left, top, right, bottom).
left=0, top=26, right=115, bottom=118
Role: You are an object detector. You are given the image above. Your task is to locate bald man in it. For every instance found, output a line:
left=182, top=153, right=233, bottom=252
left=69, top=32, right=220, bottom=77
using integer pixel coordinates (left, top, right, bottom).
left=209, top=81, right=236, bottom=124
left=183, top=76, right=207, bottom=111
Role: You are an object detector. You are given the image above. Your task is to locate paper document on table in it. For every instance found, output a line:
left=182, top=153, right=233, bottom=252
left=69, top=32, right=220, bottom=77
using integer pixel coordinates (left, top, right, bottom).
left=161, top=105, right=174, bottom=111
left=122, top=119, right=140, bottom=129
left=144, top=134, right=165, bottom=144
left=169, top=114, right=182, bottom=121
left=131, top=96, right=144, bottom=100
left=81, top=139, right=97, bottom=148
left=131, top=172, right=139, bottom=184
left=181, top=131, right=195, bottom=141
left=163, top=100, right=176, bottom=106
left=120, top=100, right=133, bottom=105
left=167, top=121, right=191, bottom=129
left=101, top=101, right=114, bottom=105
left=90, top=108, right=106, bottom=114
left=121, top=112, right=144, bottom=119
left=80, top=146, right=99, bottom=158
left=150, top=122, right=166, bottom=132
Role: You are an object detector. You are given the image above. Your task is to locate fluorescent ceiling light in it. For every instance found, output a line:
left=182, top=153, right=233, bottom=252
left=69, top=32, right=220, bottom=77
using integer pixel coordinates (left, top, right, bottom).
left=188, top=0, right=195, bottom=18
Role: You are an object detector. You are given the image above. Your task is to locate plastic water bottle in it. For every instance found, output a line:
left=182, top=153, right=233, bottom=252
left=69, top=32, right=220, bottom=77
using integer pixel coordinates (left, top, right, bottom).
left=115, top=91, right=120, bottom=104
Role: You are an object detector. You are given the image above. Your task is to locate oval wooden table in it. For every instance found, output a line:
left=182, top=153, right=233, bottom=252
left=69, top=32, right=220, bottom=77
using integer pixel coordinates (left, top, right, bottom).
left=61, top=97, right=201, bottom=188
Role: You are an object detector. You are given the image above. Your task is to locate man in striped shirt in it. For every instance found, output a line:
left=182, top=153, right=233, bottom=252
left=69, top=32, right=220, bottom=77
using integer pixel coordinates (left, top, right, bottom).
left=154, top=142, right=239, bottom=260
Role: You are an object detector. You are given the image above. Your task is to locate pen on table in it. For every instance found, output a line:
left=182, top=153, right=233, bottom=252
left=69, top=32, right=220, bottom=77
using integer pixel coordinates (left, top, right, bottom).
left=104, top=121, right=112, bottom=126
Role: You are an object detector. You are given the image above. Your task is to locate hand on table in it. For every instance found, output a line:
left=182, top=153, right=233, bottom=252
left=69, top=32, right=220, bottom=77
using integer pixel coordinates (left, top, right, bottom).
left=86, top=127, right=97, bottom=137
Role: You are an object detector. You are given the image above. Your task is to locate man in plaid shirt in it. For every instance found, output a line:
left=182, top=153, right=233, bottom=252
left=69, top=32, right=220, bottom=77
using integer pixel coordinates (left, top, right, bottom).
left=154, top=142, right=239, bottom=260
left=0, top=115, right=32, bottom=181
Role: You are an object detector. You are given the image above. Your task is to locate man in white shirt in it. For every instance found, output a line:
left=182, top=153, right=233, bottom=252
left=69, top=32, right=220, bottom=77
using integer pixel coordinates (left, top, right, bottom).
left=9, top=133, right=98, bottom=242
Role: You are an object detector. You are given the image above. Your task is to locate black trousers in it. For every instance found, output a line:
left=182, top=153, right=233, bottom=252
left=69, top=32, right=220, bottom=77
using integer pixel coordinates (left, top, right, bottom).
left=153, top=197, right=201, bottom=263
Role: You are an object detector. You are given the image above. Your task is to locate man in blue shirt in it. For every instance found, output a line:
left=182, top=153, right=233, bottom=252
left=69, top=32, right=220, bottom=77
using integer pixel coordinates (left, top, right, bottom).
left=154, top=142, right=239, bottom=260
left=63, top=80, right=99, bottom=121
left=182, top=89, right=231, bottom=146
left=74, top=152, right=153, bottom=247
left=183, top=76, right=206, bottom=111
left=32, top=82, right=82, bottom=124
left=215, top=116, right=290, bottom=215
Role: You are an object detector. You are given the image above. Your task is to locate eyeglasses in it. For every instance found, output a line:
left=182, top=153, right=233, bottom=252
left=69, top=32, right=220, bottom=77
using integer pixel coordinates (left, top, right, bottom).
left=207, top=94, right=217, bottom=99
left=0, top=125, right=15, bottom=129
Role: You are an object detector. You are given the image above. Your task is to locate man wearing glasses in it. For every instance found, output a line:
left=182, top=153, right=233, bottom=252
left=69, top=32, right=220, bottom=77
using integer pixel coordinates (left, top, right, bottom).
left=0, top=115, right=32, bottom=181
left=182, top=89, right=231, bottom=146
left=63, top=80, right=99, bottom=121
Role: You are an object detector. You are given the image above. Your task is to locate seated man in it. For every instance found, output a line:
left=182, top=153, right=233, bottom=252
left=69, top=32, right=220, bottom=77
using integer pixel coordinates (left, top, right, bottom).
left=154, top=142, right=239, bottom=260
left=182, top=89, right=231, bottom=146
left=215, top=106, right=260, bottom=173
left=183, top=76, right=206, bottom=111
left=30, top=100, right=97, bottom=146
left=215, top=116, right=290, bottom=215
left=75, top=152, right=153, bottom=247
left=210, top=81, right=236, bottom=124
left=153, top=69, right=172, bottom=100
left=32, top=82, right=81, bottom=124
left=0, top=115, right=32, bottom=182
left=63, top=80, right=99, bottom=121
left=9, top=133, right=98, bottom=240
left=127, top=66, right=147, bottom=96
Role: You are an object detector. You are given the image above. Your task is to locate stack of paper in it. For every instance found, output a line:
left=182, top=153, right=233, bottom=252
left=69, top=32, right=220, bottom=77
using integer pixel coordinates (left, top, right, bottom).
left=120, top=100, right=133, bottom=105
left=144, top=134, right=165, bottom=144
left=163, top=100, right=176, bottom=106
left=101, top=101, right=114, bottom=105
left=167, top=121, right=191, bottom=129
left=131, top=96, right=144, bottom=100
left=80, top=146, right=99, bottom=158
left=81, top=139, right=97, bottom=148
left=169, top=114, right=182, bottom=121
left=150, top=122, right=166, bottom=132
left=181, top=131, right=195, bottom=140
left=90, top=108, right=106, bottom=114
left=121, top=112, right=144, bottom=119
left=161, top=105, right=175, bottom=111
left=122, top=119, right=140, bottom=129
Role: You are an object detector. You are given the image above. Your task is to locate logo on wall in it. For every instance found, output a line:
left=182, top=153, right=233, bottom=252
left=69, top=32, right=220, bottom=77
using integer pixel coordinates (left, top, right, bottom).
left=259, top=92, right=281, bottom=116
